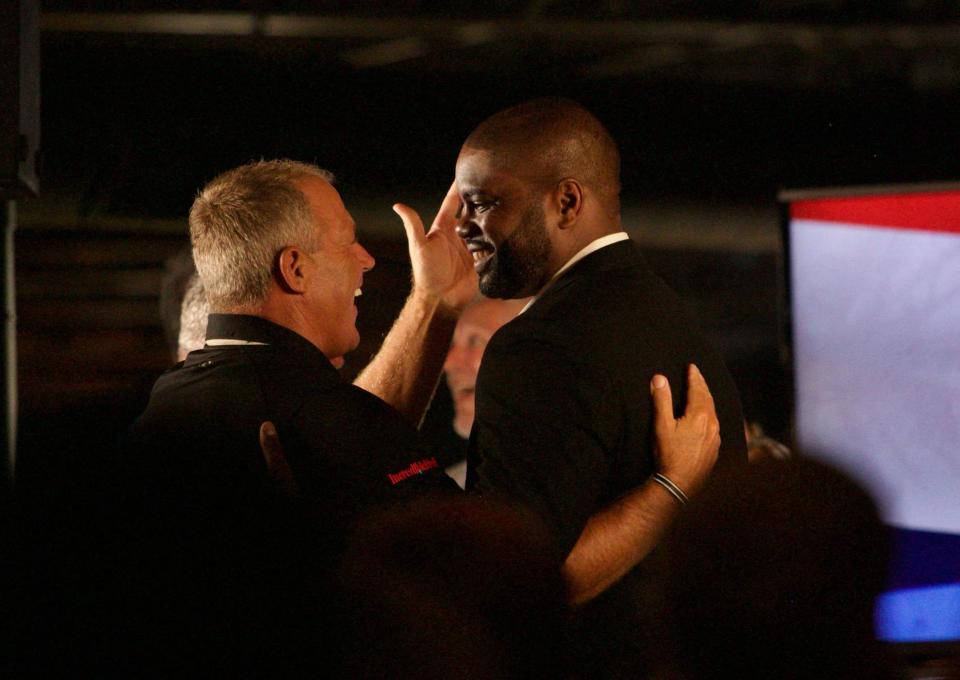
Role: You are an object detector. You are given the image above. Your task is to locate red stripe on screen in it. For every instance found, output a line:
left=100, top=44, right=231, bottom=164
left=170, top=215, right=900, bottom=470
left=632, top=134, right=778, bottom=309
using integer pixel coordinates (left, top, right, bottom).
left=790, top=192, right=960, bottom=234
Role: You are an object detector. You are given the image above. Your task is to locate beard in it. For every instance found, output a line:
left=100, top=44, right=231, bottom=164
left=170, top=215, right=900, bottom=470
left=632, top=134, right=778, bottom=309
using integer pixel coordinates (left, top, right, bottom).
left=478, top=203, right=552, bottom=299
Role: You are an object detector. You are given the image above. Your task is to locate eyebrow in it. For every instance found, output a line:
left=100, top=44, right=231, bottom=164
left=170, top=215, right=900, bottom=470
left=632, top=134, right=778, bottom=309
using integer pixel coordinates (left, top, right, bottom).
left=461, top=189, right=490, bottom=200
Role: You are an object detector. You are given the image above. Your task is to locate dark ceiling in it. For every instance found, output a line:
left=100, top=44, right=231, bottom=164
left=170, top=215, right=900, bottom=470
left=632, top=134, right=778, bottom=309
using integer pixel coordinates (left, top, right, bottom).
left=39, top=1, right=960, bottom=22
left=31, top=2, right=960, bottom=218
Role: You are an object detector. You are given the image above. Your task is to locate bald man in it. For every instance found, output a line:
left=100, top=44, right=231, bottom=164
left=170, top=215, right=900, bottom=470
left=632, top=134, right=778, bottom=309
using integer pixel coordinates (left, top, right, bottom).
left=455, top=99, right=748, bottom=677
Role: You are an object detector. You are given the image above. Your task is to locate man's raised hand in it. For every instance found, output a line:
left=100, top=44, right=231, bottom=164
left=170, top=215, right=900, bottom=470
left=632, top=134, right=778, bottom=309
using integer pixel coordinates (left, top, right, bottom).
left=393, top=182, right=478, bottom=314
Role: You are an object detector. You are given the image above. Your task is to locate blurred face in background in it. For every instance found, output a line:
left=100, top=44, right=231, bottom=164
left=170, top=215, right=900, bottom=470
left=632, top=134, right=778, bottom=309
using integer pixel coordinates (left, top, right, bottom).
left=443, top=297, right=527, bottom=438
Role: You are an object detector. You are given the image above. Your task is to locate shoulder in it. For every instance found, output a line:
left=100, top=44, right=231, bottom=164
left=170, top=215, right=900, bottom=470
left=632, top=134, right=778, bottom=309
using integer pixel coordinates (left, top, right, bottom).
left=482, top=315, right=574, bottom=372
left=273, top=373, right=409, bottom=441
left=491, top=271, right=671, bottom=366
left=477, top=315, right=614, bottom=410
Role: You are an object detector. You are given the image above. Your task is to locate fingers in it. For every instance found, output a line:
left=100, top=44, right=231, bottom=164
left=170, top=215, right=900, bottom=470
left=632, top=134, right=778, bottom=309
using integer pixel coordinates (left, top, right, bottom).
left=395, top=181, right=461, bottom=247
left=650, top=373, right=674, bottom=433
left=685, top=364, right=721, bottom=452
left=430, top=181, right=461, bottom=234
left=683, top=363, right=715, bottom=415
left=393, top=203, right=426, bottom=248
left=259, top=420, right=283, bottom=474
left=259, top=421, right=300, bottom=498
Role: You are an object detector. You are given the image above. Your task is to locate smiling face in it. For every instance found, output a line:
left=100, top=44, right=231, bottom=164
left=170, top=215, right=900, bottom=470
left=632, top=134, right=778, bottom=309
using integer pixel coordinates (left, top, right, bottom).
left=297, top=177, right=375, bottom=363
left=443, top=314, right=492, bottom=439
left=455, top=148, right=554, bottom=300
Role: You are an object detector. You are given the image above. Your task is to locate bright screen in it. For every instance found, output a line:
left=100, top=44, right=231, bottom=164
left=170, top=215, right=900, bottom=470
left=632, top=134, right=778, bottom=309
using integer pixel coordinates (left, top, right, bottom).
left=787, top=188, right=960, bottom=644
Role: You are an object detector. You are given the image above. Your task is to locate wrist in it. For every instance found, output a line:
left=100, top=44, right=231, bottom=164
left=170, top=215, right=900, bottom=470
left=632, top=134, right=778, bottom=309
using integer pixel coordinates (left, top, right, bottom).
left=409, top=285, right=463, bottom=319
left=650, top=472, right=689, bottom=506
left=408, top=286, right=462, bottom=322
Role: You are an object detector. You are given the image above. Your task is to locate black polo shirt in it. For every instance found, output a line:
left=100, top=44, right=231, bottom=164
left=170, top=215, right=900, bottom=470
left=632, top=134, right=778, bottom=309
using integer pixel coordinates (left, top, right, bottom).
left=119, top=314, right=457, bottom=673
left=127, top=313, right=456, bottom=536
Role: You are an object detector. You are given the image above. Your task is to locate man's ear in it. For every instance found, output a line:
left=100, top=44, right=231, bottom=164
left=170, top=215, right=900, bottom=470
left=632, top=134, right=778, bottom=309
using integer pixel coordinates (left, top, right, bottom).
left=555, top=179, right=584, bottom=229
left=275, top=246, right=309, bottom=294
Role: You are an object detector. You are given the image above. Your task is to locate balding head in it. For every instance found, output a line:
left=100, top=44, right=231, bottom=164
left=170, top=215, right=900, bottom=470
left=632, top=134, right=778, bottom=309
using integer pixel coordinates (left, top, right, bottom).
left=463, top=98, right=621, bottom=216
left=456, top=99, right=624, bottom=299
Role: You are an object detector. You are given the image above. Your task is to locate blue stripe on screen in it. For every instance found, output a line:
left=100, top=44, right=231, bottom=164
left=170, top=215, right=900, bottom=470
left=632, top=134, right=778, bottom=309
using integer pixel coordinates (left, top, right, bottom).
left=875, top=584, right=960, bottom=642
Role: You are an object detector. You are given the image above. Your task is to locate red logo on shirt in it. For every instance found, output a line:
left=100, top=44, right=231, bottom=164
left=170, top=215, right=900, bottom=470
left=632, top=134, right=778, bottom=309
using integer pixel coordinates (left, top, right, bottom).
left=388, top=457, right=439, bottom=485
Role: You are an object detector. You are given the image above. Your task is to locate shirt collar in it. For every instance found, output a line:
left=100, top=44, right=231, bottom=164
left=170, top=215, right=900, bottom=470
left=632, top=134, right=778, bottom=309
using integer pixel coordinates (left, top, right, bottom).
left=519, top=232, right=630, bottom=315
left=190, top=314, right=341, bottom=375
left=204, top=314, right=316, bottom=354
left=205, top=339, right=268, bottom=347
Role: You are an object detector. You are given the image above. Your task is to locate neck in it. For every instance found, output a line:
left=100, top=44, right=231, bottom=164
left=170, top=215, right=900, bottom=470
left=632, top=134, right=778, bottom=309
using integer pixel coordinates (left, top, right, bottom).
left=222, top=293, right=328, bottom=356
left=547, top=218, right=621, bottom=280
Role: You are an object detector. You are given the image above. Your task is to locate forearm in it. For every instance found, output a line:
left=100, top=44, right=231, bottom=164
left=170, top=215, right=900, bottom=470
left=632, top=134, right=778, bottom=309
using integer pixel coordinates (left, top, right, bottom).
left=562, top=478, right=683, bottom=606
left=354, top=287, right=458, bottom=425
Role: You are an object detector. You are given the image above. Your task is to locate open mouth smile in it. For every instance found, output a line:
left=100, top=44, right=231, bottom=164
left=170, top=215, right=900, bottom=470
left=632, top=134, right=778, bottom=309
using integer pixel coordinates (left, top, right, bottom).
left=466, top=241, right=495, bottom=270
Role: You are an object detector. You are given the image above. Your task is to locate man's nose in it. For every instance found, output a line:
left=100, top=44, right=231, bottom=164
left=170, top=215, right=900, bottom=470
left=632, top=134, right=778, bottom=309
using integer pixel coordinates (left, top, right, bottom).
left=455, top=216, right=478, bottom=241
left=444, top=343, right=465, bottom=372
left=356, top=243, right=375, bottom=272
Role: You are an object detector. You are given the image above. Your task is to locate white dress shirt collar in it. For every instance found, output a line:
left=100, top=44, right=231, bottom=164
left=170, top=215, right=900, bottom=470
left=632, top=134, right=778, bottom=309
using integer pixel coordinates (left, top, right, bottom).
left=519, top=231, right=629, bottom=315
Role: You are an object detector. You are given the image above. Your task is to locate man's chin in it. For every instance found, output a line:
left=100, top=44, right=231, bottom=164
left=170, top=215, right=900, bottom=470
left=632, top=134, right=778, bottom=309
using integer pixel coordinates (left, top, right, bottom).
left=330, top=333, right=360, bottom=369
left=479, top=272, right=518, bottom=299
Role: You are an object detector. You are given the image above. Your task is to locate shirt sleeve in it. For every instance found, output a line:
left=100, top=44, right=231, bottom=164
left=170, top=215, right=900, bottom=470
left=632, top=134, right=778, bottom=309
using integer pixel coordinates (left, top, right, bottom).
left=468, top=330, right=620, bottom=557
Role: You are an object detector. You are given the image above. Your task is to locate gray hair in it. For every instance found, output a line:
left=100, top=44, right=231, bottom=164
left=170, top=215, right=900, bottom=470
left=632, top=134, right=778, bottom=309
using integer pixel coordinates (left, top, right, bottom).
left=177, top=273, right=209, bottom=357
left=189, top=159, right=335, bottom=310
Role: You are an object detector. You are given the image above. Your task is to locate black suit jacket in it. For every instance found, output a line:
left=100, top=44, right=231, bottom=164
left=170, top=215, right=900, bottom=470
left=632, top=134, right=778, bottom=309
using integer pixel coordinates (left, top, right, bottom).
left=467, top=239, right=747, bottom=676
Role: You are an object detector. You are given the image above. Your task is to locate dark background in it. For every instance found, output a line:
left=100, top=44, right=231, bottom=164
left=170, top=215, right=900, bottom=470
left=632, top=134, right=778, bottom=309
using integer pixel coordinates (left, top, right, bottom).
left=12, top=0, right=960, bottom=466
left=5, top=5, right=960, bottom=673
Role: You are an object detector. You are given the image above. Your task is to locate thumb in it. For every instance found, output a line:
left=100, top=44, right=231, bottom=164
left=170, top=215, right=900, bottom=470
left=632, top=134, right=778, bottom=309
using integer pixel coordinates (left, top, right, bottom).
left=393, top=203, right=426, bottom=248
left=259, top=421, right=300, bottom=497
left=650, top=373, right=675, bottom=433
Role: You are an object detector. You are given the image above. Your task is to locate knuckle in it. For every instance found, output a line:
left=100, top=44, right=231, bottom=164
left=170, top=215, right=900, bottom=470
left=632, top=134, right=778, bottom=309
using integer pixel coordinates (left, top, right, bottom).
left=691, top=413, right=709, bottom=430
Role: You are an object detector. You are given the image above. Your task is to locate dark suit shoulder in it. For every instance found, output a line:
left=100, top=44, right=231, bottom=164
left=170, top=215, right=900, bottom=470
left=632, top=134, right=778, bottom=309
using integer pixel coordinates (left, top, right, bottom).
left=486, top=241, right=748, bottom=465
left=495, top=250, right=689, bottom=373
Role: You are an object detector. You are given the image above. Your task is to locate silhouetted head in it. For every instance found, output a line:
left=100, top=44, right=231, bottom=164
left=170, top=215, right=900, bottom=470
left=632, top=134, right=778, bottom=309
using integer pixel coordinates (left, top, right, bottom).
left=663, top=457, right=893, bottom=680
left=338, top=495, right=568, bottom=679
